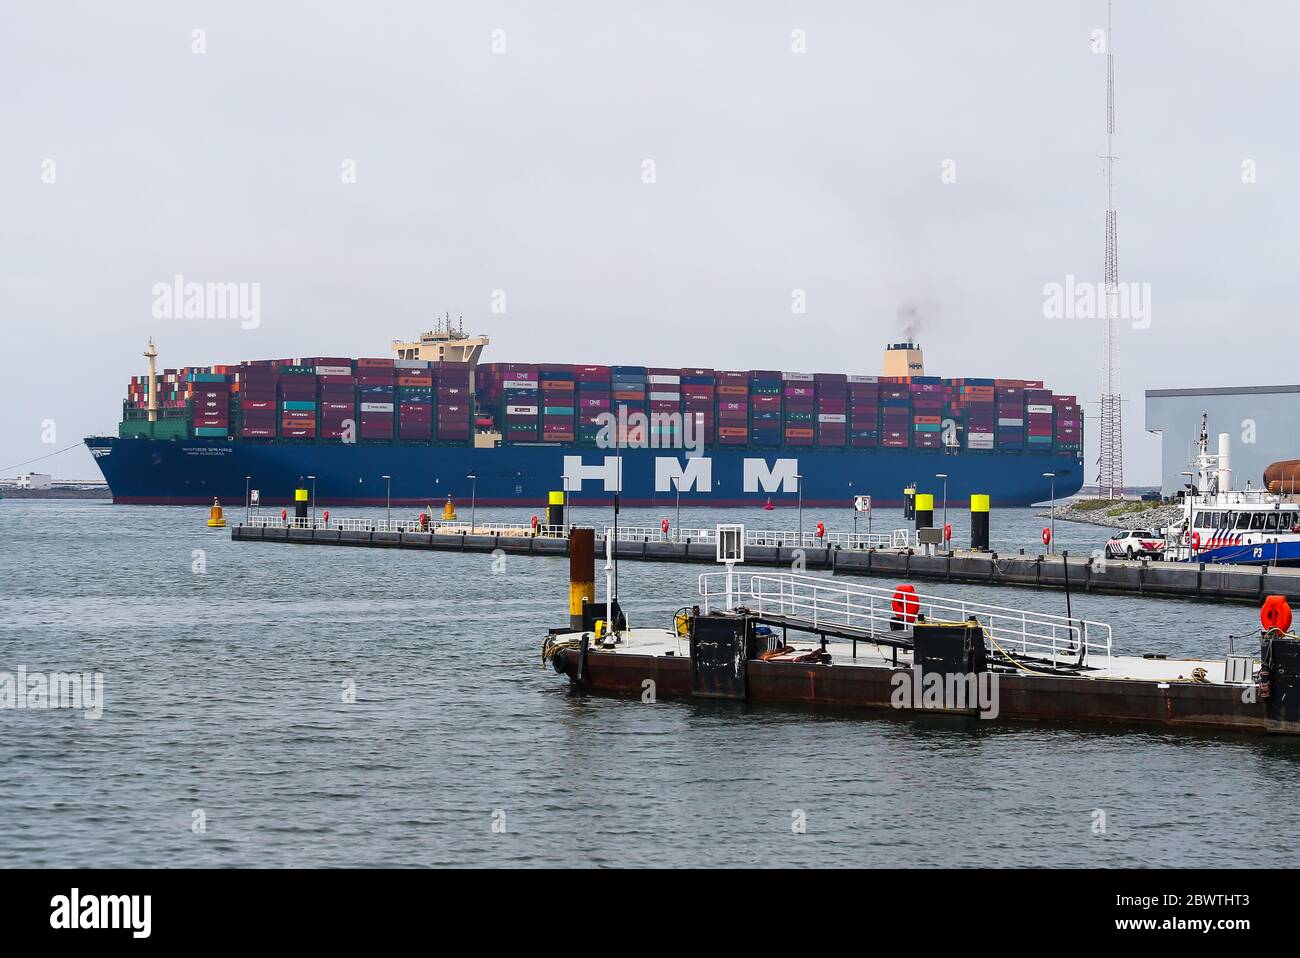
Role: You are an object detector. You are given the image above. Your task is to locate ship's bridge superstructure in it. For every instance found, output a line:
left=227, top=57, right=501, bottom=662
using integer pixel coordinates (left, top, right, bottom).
left=392, top=317, right=488, bottom=365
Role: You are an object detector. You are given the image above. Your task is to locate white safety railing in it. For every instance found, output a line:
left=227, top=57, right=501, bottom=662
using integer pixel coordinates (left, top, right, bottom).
left=239, top=515, right=569, bottom=537
left=697, top=570, right=1112, bottom=673
left=602, top=525, right=714, bottom=542
left=602, top=526, right=911, bottom=550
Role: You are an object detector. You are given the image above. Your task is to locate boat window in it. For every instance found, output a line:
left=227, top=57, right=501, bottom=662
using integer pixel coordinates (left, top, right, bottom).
left=1251, top=512, right=1267, bottom=530
left=1235, top=512, right=1253, bottom=530
left=1266, top=512, right=1280, bottom=531
left=1194, top=511, right=1207, bottom=527
left=1219, top=512, right=1231, bottom=529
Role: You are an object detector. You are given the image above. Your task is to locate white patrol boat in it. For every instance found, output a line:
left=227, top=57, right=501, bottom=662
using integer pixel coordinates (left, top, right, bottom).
left=1165, top=415, right=1300, bottom=566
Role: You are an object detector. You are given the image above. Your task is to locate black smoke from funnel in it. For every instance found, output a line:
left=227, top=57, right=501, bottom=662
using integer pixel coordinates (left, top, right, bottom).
left=895, top=301, right=939, bottom=344
left=896, top=304, right=921, bottom=344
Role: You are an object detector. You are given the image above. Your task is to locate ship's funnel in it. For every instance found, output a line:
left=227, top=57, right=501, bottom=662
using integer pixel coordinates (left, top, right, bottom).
left=1217, top=433, right=1232, bottom=494
left=883, top=342, right=925, bottom=377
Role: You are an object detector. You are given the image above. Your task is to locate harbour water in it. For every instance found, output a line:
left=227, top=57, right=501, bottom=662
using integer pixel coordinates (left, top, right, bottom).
left=3, top=498, right=1297, bottom=868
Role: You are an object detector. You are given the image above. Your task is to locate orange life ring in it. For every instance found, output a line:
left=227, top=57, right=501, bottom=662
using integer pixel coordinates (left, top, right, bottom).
left=1261, top=595, right=1293, bottom=634
left=892, top=584, right=920, bottom=623
left=944, top=523, right=952, bottom=541
left=661, top=518, right=670, bottom=534
left=1042, top=527, right=1052, bottom=546
left=531, top=514, right=539, bottom=528
left=816, top=522, right=825, bottom=539
left=1190, top=531, right=1201, bottom=551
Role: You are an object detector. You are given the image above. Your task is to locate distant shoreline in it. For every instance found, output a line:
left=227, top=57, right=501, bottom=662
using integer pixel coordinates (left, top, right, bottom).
left=1, top=489, right=111, bottom=499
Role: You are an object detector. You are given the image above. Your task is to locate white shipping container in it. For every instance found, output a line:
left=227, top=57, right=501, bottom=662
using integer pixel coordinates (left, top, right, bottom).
left=1026, top=404, right=1054, bottom=415
left=649, top=391, right=681, bottom=402
left=360, top=402, right=394, bottom=413
left=503, top=379, right=538, bottom=389
left=782, top=372, right=815, bottom=381
left=506, top=405, right=538, bottom=416
left=847, top=375, right=879, bottom=384
left=967, top=431, right=995, bottom=442
left=314, top=365, right=353, bottom=377
left=817, top=414, right=846, bottom=424
left=968, top=438, right=995, bottom=450
left=647, top=375, right=680, bottom=385
left=997, top=418, right=1025, bottom=427
left=393, top=359, right=430, bottom=369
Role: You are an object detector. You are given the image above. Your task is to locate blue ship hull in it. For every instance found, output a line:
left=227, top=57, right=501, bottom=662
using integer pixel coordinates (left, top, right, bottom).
left=84, top=436, right=1084, bottom=508
left=1176, top=541, right=1300, bottom=567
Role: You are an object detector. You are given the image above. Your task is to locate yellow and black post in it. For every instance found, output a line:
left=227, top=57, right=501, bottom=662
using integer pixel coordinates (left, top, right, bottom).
left=294, top=484, right=309, bottom=524
left=970, top=494, right=990, bottom=551
left=914, top=493, right=934, bottom=533
left=569, top=527, right=595, bottom=631
left=903, top=485, right=917, bottom=521
left=546, top=490, right=565, bottom=529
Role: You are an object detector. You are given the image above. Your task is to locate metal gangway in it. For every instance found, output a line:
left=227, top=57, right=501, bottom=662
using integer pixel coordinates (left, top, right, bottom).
left=697, top=570, right=1113, bottom=673
left=603, top=526, right=911, bottom=550
left=240, top=514, right=568, bottom=537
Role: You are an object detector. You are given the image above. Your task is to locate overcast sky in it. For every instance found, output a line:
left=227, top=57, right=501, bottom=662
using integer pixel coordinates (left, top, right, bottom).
left=3, top=0, right=1296, bottom=484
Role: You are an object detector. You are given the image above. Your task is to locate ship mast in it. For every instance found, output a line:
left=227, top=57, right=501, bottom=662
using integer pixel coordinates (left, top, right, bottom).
left=144, top=338, right=159, bottom=423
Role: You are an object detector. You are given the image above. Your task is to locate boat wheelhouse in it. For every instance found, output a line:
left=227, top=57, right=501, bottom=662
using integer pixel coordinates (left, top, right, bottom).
left=1167, top=415, right=1300, bottom=566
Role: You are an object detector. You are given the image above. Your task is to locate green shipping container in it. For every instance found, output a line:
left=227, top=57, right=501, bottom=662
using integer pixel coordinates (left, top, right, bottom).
left=194, top=427, right=230, bottom=437
left=282, top=400, right=317, bottom=411
left=119, top=419, right=191, bottom=440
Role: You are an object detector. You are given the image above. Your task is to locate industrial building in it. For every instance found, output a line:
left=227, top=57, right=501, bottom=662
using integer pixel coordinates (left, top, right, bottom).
left=1145, top=385, right=1300, bottom=495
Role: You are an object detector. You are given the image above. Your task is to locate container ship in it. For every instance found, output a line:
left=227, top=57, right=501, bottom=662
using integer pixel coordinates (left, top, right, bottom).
left=85, top=325, right=1085, bottom=507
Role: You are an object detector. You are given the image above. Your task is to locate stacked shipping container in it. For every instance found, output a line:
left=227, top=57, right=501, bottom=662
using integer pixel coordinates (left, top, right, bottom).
left=119, top=356, right=1079, bottom=456
left=576, top=365, right=612, bottom=446
left=717, top=371, right=748, bottom=446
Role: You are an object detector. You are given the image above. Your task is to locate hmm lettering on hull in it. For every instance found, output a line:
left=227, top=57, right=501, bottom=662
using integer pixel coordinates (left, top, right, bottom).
left=562, top=455, right=799, bottom=495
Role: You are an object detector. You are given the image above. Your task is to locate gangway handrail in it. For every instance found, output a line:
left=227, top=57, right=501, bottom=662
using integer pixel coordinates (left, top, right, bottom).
left=696, top=570, right=1112, bottom=674
left=602, top=526, right=912, bottom=550
left=238, top=515, right=568, bottom=537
